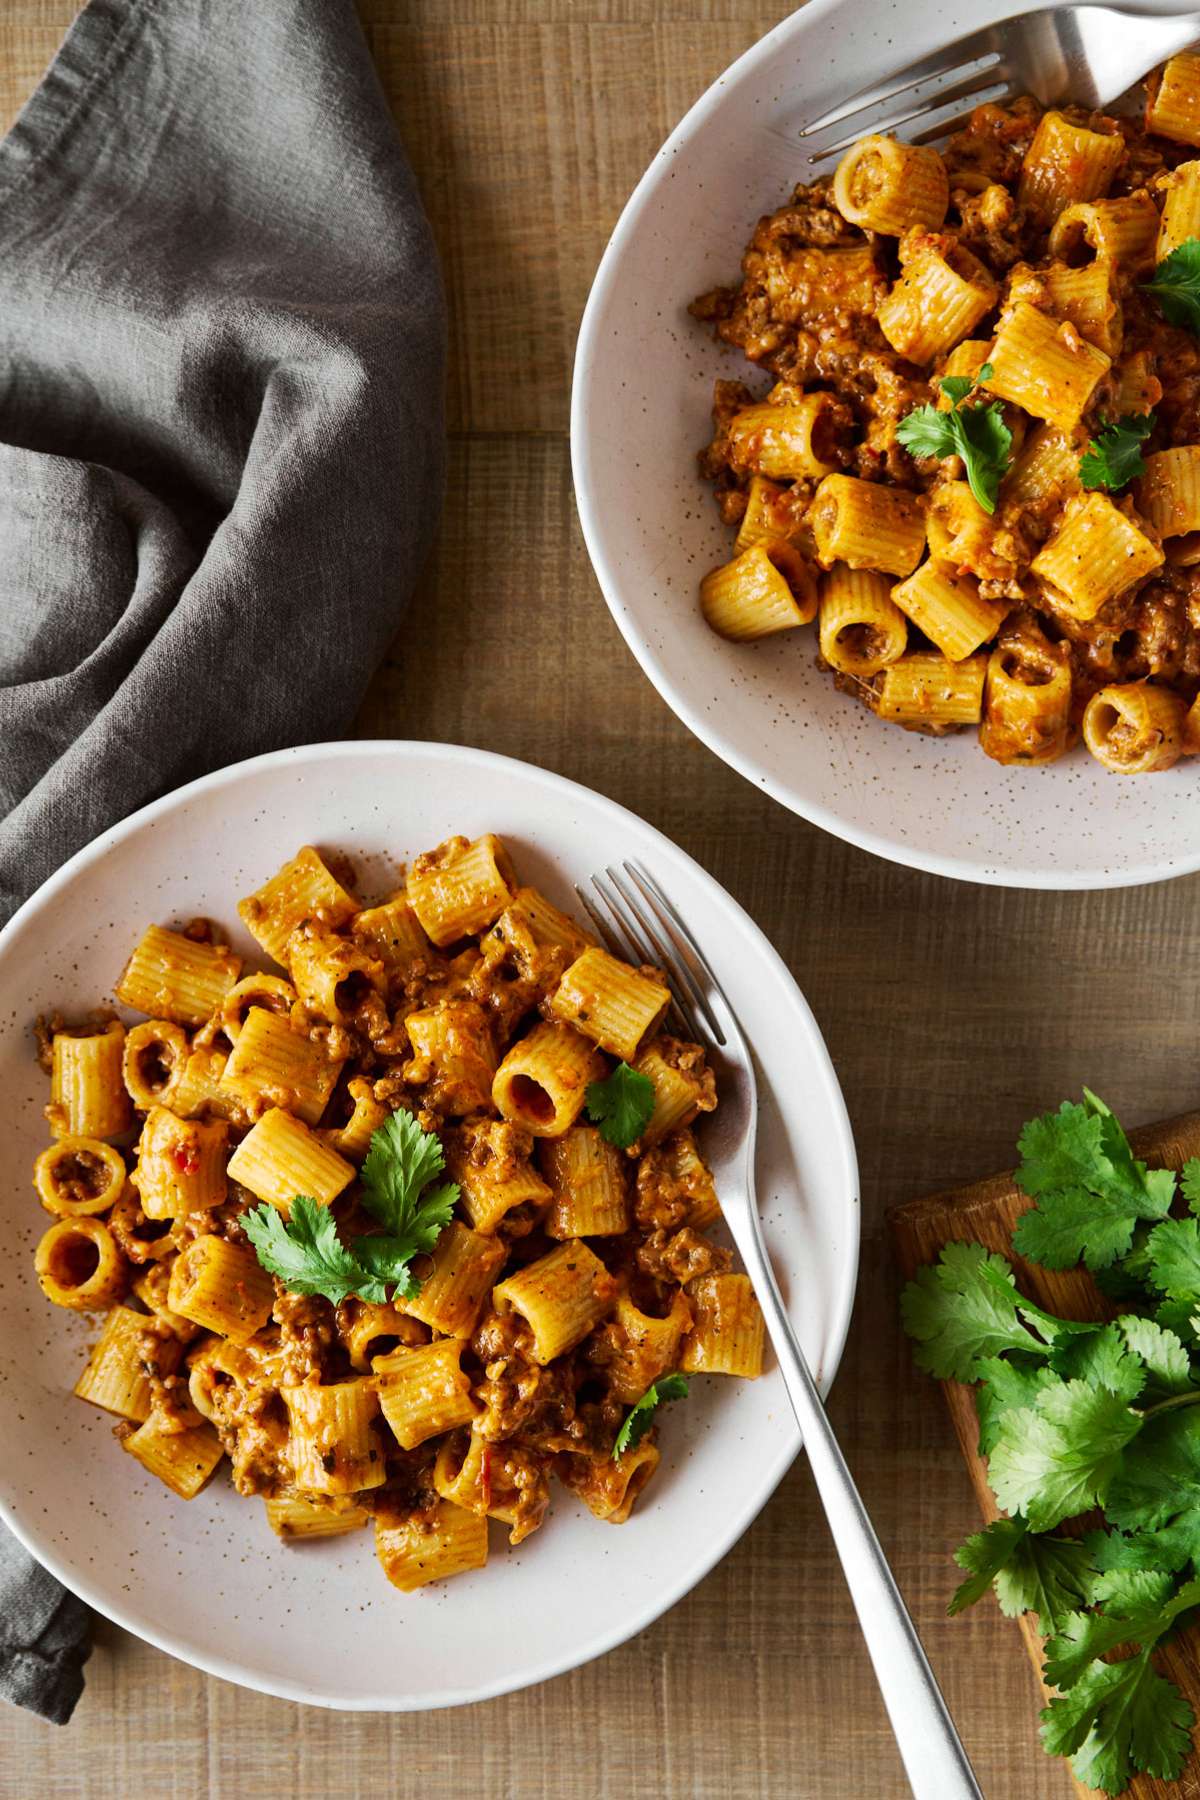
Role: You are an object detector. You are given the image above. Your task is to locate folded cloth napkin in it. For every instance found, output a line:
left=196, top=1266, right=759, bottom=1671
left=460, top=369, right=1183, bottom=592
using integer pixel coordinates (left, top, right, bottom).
left=0, top=0, right=445, bottom=1721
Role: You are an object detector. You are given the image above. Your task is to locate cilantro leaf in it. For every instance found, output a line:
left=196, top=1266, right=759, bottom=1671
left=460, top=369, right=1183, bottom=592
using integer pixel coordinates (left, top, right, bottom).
left=1088, top=1517, right=1200, bottom=1577
left=350, top=1234, right=424, bottom=1302
left=900, top=1242, right=1049, bottom=1382
left=1090, top=1567, right=1176, bottom=1610
left=974, top=1354, right=1058, bottom=1456
left=1041, top=1650, right=1194, bottom=1795
left=613, top=1373, right=688, bottom=1457
left=1093, top=1229, right=1158, bottom=1305
left=351, top=1109, right=456, bottom=1285
left=987, top=1379, right=1142, bottom=1531
left=1012, top=1094, right=1175, bottom=1270
left=996, top=1534, right=1099, bottom=1633
left=361, top=1107, right=448, bottom=1233
left=1042, top=1575, right=1199, bottom=1691
left=586, top=1062, right=655, bottom=1150
left=1155, top=1297, right=1200, bottom=1341
left=935, top=362, right=993, bottom=407
left=1145, top=1217, right=1200, bottom=1306
left=1048, top=1323, right=1146, bottom=1404
left=975, top=1261, right=1093, bottom=1348
left=950, top=1518, right=1097, bottom=1633
left=948, top=1517, right=1028, bottom=1615
left=1182, top=1159, right=1200, bottom=1217
left=1119, top=1315, right=1192, bottom=1395
left=1080, top=414, right=1154, bottom=493
left=1142, top=238, right=1200, bottom=335
left=1105, top=1405, right=1200, bottom=1533
left=244, top=1109, right=456, bottom=1306
left=243, top=1196, right=374, bottom=1305
left=896, top=364, right=1012, bottom=513
left=900, top=1093, right=1200, bottom=1796
left=1087, top=1089, right=1177, bottom=1214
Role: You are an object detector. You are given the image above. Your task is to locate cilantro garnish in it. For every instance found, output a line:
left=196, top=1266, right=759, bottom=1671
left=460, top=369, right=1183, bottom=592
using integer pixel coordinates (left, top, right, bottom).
left=244, top=1107, right=456, bottom=1305
left=895, top=362, right=1013, bottom=514
left=243, top=1195, right=378, bottom=1304
left=1080, top=414, right=1154, bottom=492
left=949, top=1518, right=1097, bottom=1634
left=986, top=1378, right=1142, bottom=1531
left=900, top=1240, right=1048, bottom=1381
left=901, top=1089, right=1200, bottom=1795
left=1011, top=1090, right=1176, bottom=1271
left=1142, top=238, right=1200, bottom=335
left=585, top=1061, right=655, bottom=1149
left=1041, top=1648, right=1194, bottom=1794
left=613, top=1373, right=689, bottom=1458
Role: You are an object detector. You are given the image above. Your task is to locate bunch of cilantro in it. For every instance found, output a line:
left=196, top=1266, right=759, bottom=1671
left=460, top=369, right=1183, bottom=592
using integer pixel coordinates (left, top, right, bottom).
left=902, top=1090, right=1200, bottom=1796
left=244, top=1107, right=458, bottom=1304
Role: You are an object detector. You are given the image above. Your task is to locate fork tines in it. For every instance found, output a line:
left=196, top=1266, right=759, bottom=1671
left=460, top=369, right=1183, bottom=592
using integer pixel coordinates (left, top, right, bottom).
left=575, top=863, right=727, bottom=1048
left=798, top=41, right=1013, bottom=170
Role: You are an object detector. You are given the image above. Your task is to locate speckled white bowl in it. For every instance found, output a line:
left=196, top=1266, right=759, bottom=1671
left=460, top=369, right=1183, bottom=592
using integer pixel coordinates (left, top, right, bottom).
left=572, top=0, right=1200, bottom=889
left=0, top=742, right=858, bottom=1709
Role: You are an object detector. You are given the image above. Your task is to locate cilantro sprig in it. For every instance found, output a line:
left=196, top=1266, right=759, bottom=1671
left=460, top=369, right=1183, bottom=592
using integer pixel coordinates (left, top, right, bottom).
left=902, top=1091, right=1200, bottom=1795
left=1142, top=238, right=1200, bottom=335
left=586, top=1061, right=655, bottom=1149
left=895, top=363, right=1013, bottom=514
left=244, top=1107, right=456, bottom=1305
left=613, top=1373, right=689, bottom=1457
left=1080, top=413, right=1155, bottom=493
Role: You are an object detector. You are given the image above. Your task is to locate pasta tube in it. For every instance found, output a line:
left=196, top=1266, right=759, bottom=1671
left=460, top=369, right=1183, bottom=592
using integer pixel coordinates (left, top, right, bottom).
left=809, top=475, right=925, bottom=577
left=1146, top=53, right=1200, bottom=146
left=1018, top=112, right=1123, bottom=224
left=36, top=1218, right=127, bottom=1312
left=1031, top=494, right=1163, bottom=619
left=700, top=542, right=818, bottom=640
left=548, top=946, right=670, bottom=1062
left=1082, top=684, right=1187, bottom=773
left=832, top=135, right=948, bottom=234
left=48, top=1020, right=131, bottom=1139
left=817, top=565, right=907, bottom=677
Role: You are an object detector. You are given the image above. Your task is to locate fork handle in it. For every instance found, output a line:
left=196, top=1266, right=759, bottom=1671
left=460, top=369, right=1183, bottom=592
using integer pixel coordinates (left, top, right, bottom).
left=736, top=1227, right=983, bottom=1800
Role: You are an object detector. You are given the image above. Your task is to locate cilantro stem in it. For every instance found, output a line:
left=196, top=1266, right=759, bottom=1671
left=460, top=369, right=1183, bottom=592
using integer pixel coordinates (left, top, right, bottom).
left=1139, top=1388, right=1200, bottom=1420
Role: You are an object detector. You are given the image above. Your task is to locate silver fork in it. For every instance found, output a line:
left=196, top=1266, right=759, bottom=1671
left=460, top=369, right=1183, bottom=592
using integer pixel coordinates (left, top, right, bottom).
left=577, top=862, right=982, bottom=1800
left=797, top=3, right=1200, bottom=174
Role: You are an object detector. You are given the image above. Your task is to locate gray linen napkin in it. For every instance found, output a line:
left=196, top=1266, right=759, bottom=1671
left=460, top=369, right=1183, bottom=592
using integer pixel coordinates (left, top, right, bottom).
left=0, top=0, right=445, bottom=1721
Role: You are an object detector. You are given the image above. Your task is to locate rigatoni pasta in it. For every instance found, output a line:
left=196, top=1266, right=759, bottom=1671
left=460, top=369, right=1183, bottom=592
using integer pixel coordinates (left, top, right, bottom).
left=36, top=1217, right=127, bottom=1311
left=116, top=925, right=241, bottom=1027
left=831, top=135, right=948, bottom=235
left=226, top=1107, right=355, bottom=1211
left=699, top=541, right=818, bottom=641
left=120, top=1416, right=225, bottom=1500
left=548, top=947, right=670, bottom=1063
left=876, top=237, right=997, bottom=362
left=1017, top=112, right=1123, bottom=225
left=1030, top=494, right=1163, bottom=619
left=818, top=565, right=907, bottom=677
left=1146, top=53, right=1200, bottom=147
left=34, top=1138, right=126, bottom=1218
left=28, top=831, right=764, bottom=1596
left=220, top=1005, right=344, bottom=1125
left=809, top=473, right=925, bottom=576
left=47, top=1019, right=131, bottom=1139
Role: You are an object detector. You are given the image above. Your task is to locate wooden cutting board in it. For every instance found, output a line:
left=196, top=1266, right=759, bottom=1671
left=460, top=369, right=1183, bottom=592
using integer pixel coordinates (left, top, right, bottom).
left=889, top=1110, right=1200, bottom=1800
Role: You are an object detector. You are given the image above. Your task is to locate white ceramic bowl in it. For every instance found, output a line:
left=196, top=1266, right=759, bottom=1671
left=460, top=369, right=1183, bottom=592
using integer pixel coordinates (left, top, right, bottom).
left=572, top=0, right=1200, bottom=889
left=0, top=742, right=858, bottom=1709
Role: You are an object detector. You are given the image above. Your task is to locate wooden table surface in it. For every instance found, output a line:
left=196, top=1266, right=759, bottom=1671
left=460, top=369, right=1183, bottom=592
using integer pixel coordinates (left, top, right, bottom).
left=4, top=3, right=1200, bottom=1796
